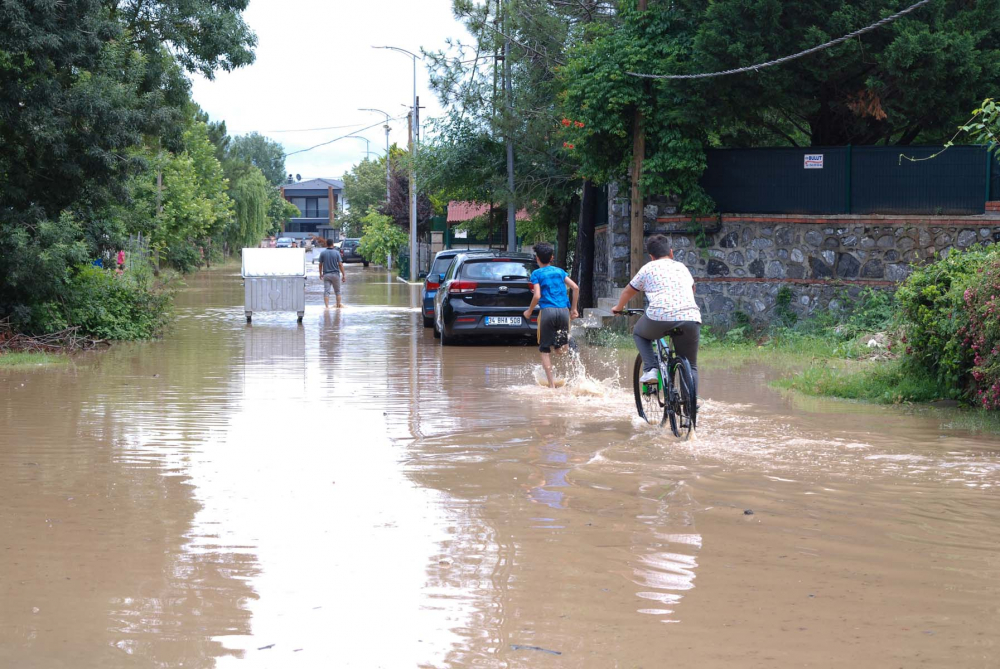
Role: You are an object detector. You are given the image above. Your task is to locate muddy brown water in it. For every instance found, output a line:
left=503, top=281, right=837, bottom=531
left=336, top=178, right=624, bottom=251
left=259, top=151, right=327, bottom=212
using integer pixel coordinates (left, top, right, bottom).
left=2, top=263, right=999, bottom=668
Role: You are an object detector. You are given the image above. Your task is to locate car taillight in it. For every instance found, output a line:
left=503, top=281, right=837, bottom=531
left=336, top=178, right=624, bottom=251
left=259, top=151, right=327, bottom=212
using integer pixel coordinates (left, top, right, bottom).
left=426, top=281, right=440, bottom=290
left=449, top=281, right=477, bottom=294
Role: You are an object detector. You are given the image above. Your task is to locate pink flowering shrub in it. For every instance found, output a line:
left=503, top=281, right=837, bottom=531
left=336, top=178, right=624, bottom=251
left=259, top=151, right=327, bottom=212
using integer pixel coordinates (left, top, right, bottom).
left=895, top=247, right=991, bottom=399
left=961, top=258, right=1000, bottom=408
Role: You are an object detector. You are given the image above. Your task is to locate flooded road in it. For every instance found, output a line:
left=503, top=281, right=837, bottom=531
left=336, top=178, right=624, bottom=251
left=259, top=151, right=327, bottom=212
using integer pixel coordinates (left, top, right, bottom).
left=2, top=263, right=1000, bottom=668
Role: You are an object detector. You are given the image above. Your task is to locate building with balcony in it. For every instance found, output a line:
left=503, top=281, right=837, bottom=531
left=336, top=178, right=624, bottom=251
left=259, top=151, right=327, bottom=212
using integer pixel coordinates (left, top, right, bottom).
left=280, top=177, right=344, bottom=240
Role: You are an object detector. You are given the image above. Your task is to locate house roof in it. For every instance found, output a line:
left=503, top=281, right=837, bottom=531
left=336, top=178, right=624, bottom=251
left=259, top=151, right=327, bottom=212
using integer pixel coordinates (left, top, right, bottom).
left=447, top=200, right=530, bottom=223
left=283, top=178, right=344, bottom=191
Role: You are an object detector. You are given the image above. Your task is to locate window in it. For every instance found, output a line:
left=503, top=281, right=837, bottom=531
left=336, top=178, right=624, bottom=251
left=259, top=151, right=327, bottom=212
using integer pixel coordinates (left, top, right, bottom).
left=461, top=260, right=535, bottom=280
left=430, top=256, right=456, bottom=277
left=290, top=197, right=306, bottom=216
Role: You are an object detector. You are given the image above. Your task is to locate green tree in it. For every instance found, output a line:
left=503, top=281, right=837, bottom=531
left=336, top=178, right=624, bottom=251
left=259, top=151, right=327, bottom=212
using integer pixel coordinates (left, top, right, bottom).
left=112, top=0, right=257, bottom=79
left=228, top=168, right=271, bottom=249
left=561, top=0, right=1000, bottom=214
left=358, top=208, right=408, bottom=268
left=268, top=190, right=301, bottom=236
left=153, top=122, right=233, bottom=270
left=0, top=0, right=257, bottom=332
left=561, top=4, right=711, bottom=211
left=342, top=157, right=390, bottom=237
left=676, top=0, right=1000, bottom=146
left=424, top=0, right=603, bottom=263
left=228, top=132, right=287, bottom=186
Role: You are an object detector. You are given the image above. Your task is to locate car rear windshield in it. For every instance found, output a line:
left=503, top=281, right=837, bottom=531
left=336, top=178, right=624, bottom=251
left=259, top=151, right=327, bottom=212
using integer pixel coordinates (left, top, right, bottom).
left=430, top=257, right=455, bottom=277
left=460, top=259, right=536, bottom=281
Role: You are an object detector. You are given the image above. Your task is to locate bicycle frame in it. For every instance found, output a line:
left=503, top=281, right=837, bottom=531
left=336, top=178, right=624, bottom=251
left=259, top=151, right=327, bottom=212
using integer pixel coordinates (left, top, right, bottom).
left=653, top=336, right=673, bottom=392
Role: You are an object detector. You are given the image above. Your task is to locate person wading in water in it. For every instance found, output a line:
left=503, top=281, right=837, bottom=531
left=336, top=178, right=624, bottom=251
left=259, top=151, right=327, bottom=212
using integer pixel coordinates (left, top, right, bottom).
left=524, top=242, right=579, bottom=388
left=318, top=239, right=346, bottom=309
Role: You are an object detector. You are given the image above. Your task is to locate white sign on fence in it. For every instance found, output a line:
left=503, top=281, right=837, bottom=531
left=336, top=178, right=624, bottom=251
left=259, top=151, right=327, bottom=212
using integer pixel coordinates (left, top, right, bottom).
left=453, top=229, right=468, bottom=239
left=804, top=154, right=824, bottom=169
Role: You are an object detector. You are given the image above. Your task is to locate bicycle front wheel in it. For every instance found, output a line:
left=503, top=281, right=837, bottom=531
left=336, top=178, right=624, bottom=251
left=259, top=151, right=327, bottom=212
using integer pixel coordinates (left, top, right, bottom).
left=633, top=353, right=665, bottom=426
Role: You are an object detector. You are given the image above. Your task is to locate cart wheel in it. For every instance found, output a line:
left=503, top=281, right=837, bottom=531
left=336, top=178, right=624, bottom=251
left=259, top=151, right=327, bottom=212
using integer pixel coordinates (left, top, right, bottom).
left=245, top=311, right=252, bottom=324
left=296, top=311, right=304, bottom=323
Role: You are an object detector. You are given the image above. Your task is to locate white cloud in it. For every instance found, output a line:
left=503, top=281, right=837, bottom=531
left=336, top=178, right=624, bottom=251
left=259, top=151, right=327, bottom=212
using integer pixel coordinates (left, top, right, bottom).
left=190, top=0, right=469, bottom=181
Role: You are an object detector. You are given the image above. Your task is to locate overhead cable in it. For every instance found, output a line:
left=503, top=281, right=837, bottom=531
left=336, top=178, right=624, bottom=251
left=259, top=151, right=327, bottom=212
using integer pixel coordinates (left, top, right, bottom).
left=265, top=121, right=376, bottom=133
left=285, top=117, right=406, bottom=157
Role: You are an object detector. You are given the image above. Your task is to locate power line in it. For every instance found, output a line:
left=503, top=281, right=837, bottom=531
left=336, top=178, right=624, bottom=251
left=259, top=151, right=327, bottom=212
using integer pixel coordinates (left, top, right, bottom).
left=285, top=117, right=407, bottom=157
left=265, top=121, right=377, bottom=133
left=627, top=0, right=932, bottom=80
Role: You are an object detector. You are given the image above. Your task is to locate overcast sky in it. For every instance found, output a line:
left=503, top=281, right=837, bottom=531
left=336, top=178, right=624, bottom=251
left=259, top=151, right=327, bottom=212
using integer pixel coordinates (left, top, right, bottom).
left=190, top=0, right=469, bottom=182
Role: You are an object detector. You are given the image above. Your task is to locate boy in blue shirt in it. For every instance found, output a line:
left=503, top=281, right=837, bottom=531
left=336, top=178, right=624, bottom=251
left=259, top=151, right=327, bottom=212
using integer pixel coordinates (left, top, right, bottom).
left=524, top=242, right=579, bottom=388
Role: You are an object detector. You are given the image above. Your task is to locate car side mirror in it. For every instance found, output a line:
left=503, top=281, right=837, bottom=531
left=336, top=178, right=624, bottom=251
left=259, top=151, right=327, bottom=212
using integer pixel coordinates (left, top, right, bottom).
left=418, top=271, right=428, bottom=279
left=438, top=273, right=446, bottom=283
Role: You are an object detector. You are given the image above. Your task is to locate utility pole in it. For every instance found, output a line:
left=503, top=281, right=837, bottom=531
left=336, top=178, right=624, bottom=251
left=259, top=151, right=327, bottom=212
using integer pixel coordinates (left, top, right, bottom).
left=503, top=2, right=516, bottom=252
left=372, top=45, right=421, bottom=280
left=408, top=110, right=415, bottom=274
left=630, top=0, right=648, bottom=307
left=383, top=122, right=390, bottom=202
left=410, top=62, right=418, bottom=281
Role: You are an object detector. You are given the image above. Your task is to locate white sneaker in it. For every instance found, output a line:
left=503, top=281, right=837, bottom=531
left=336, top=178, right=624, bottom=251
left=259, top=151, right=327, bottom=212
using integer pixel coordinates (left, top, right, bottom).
left=639, top=369, right=658, bottom=384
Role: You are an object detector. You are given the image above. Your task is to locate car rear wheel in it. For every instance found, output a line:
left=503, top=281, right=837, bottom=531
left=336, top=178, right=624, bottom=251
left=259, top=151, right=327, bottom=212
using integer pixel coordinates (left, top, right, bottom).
left=362, top=261, right=369, bottom=267
left=433, top=323, right=441, bottom=339
left=423, top=316, right=434, bottom=328
left=440, top=328, right=456, bottom=346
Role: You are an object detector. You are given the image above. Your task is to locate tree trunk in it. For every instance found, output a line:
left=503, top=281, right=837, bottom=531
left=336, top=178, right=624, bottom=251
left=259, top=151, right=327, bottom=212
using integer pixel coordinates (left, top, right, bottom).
left=555, top=194, right=577, bottom=269
left=629, top=0, right=648, bottom=308
left=572, top=180, right=598, bottom=310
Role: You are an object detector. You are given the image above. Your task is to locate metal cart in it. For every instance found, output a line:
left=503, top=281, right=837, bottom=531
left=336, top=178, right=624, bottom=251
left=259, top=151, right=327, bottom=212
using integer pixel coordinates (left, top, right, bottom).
left=241, top=248, right=307, bottom=324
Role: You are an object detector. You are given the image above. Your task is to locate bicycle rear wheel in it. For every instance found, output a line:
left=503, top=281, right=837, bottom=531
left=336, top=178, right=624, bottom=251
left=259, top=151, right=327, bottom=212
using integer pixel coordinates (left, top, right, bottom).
left=669, top=357, right=697, bottom=439
left=633, top=353, right=665, bottom=426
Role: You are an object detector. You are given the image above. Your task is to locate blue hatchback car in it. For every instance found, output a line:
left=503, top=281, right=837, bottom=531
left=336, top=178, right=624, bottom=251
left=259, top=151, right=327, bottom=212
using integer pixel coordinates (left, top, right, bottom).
left=422, top=249, right=496, bottom=327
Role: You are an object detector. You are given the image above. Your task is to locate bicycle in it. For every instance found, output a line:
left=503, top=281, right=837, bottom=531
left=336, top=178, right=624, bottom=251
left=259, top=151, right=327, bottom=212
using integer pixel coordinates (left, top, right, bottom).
left=619, top=308, right=697, bottom=438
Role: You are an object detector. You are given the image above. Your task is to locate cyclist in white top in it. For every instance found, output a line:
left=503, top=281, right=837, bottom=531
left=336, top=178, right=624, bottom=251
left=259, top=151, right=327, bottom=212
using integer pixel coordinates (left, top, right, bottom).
left=611, top=234, right=702, bottom=387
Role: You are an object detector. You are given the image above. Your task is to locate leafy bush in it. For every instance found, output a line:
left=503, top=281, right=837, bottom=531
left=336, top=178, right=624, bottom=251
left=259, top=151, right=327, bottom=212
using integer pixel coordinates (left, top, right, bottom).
left=64, top=265, right=171, bottom=340
left=961, top=256, right=1000, bottom=408
left=895, top=247, right=994, bottom=396
left=358, top=208, right=408, bottom=268
left=0, top=212, right=90, bottom=332
left=840, top=288, right=896, bottom=337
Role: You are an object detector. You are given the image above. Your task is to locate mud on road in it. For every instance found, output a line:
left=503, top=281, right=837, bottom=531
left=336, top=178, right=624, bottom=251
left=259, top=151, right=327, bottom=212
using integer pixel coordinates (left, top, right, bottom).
left=2, top=264, right=999, bottom=668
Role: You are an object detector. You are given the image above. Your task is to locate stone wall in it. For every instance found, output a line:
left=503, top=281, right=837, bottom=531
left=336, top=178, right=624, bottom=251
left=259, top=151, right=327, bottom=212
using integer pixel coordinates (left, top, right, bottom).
left=594, top=190, right=1000, bottom=326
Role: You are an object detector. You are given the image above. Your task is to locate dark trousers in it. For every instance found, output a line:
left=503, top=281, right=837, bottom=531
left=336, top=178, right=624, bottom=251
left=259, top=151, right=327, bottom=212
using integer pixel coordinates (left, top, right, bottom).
left=633, top=316, right=700, bottom=391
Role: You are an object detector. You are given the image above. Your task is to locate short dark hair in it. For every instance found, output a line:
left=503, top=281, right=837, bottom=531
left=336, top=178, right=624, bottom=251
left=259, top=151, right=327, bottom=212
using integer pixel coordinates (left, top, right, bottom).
left=533, top=242, right=554, bottom=264
left=326, top=239, right=335, bottom=248
left=646, top=235, right=671, bottom=259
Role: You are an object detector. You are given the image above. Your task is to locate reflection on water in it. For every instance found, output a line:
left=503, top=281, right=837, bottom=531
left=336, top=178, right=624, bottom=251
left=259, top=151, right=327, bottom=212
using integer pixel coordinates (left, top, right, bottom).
left=3, top=265, right=1000, bottom=668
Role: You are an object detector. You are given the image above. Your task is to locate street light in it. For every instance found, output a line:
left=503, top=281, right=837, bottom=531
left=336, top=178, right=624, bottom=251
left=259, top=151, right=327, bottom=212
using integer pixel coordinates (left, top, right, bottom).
left=344, top=134, right=373, bottom=159
left=347, top=135, right=378, bottom=160
left=359, top=107, right=392, bottom=203
left=373, top=45, right=421, bottom=281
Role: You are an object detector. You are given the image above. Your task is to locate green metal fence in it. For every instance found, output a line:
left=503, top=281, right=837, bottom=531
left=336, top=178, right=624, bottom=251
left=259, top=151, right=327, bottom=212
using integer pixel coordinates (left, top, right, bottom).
left=701, top=145, right=989, bottom=215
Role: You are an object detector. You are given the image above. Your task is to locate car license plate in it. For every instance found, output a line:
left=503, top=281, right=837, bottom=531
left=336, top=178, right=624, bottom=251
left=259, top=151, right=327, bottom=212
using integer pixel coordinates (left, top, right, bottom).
left=486, top=316, right=521, bottom=326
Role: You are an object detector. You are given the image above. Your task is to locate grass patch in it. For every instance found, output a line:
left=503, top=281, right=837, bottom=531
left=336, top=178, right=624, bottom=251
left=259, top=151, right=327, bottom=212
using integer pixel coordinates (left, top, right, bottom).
left=585, top=325, right=878, bottom=370
left=773, top=359, right=948, bottom=404
left=0, top=351, right=69, bottom=369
